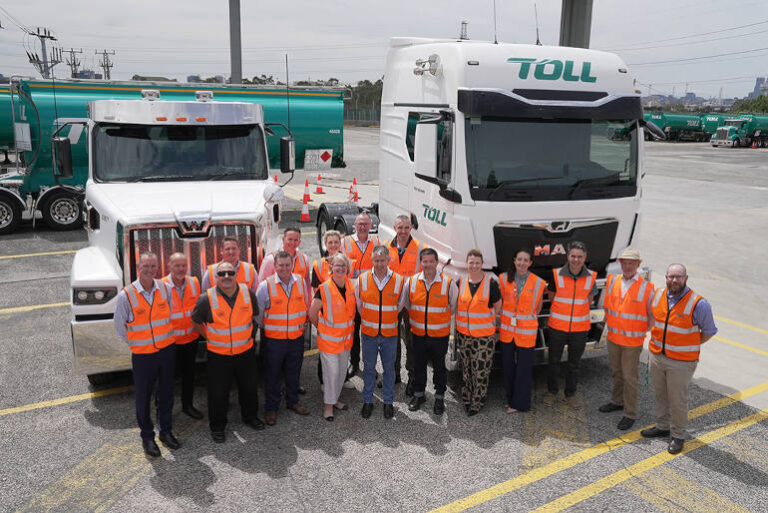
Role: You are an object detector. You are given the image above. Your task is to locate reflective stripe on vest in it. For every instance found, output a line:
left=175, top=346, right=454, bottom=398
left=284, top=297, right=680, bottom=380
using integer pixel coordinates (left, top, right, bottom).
left=547, top=267, right=596, bottom=333
left=124, top=280, right=174, bottom=353
left=263, top=274, right=307, bottom=340
left=209, top=261, right=256, bottom=289
left=205, top=284, right=254, bottom=355
left=603, top=274, right=653, bottom=347
left=456, top=274, right=495, bottom=337
left=163, top=275, right=200, bottom=345
left=344, top=235, right=379, bottom=275
left=499, top=272, right=544, bottom=348
left=317, top=278, right=356, bottom=353
left=359, top=271, right=403, bottom=337
left=649, top=288, right=702, bottom=361
left=409, top=272, right=452, bottom=337
left=387, top=238, right=424, bottom=278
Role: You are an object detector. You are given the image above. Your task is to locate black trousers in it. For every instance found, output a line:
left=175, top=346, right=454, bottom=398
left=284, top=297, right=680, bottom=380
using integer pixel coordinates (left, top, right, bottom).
left=349, top=312, right=362, bottom=372
left=175, top=338, right=200, bottom=409
left=546, top=328, right=588, bottom=397
left=411, top=334, right=448, bottom=398
left=132, top=344, right=175, bottom=441
left=264, top=336, right=304, bottom=412
left=501, top=342, right=534, bottom=411
left=207, top=346, right=260, bottom=432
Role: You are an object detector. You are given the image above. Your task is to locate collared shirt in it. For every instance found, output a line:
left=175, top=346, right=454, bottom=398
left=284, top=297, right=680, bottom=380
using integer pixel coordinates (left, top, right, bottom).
left=114, top=278, right=175, bottom=342
left=166, top=275, right=186, bottom=299
left=548, top=265, right=598, bottom=296
left=258, top=251, right=311, bottom=293
left=354, top=268, right=409, bottom=312
left=402, top=271, right=459, bottom=312
left=620, top=273, right=639, bottom=298
left=648, top=285, right=718, bottom=337
left=201, top=261, right=258, bottom=294
left=389, top=235, right=413, bottom=261
left=255, top=273, right=311, bottom=325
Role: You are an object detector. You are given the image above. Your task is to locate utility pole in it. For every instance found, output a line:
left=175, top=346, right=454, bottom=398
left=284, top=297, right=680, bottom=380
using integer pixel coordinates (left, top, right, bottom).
left=95, top=49, right=115, bottom=80
left=66, top=48, right=83, bottom=78
left=26, top=27, right=61, bottom=78
left=229, top=0, right=242, bottom=84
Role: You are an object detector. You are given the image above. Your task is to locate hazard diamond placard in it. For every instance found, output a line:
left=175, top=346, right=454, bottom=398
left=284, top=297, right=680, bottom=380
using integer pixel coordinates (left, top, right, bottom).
left=304, top=149, right=333, bottom=170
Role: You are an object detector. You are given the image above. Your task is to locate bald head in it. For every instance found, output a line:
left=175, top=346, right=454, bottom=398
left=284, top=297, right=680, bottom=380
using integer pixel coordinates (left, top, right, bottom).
left=665, top=263, right=688, bottom=294
left=168, top=252, right=188, bottom=283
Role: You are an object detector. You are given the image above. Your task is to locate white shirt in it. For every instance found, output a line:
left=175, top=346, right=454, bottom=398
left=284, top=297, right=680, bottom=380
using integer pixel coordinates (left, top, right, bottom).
left=620, top=273, right=640, bottom=299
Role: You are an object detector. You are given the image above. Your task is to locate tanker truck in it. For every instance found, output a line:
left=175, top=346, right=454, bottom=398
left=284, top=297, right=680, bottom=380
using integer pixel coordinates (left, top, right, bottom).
left=700, top=113, right=727, bottom=138
left=63, top=90, right=294, bottom=384
left=0, top=77, right=344, bottom=234
left=0, top=85, right=13, bottom=164
left=711, top=114, right=768, bottom=148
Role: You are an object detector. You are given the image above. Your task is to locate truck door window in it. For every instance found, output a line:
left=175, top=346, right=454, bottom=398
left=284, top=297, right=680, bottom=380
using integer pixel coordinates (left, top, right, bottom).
left=405, top=112, right=420, bottom=161
left=406, top=112, right=453, bottom=182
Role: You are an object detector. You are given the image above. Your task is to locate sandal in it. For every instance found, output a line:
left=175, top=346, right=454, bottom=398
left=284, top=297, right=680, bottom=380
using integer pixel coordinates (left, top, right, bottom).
left=324, top=415, right=334, bottom=422
left=333, top=402, right=348, bottom=411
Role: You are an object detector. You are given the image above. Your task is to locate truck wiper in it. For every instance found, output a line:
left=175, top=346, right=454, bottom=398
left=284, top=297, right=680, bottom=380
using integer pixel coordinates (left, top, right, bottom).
left=487, top=177, right=561, bottom=200
left=207, top=171, right=255, bottom=181
left=123, top=174, right=201, bottom=182
left=568, top=174, right=621, bottom=199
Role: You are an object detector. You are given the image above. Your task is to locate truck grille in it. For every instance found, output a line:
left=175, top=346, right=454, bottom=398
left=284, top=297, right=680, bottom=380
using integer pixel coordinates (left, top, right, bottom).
left=125, top=223, right=257, bottom=284
left=715, top=128, right=728, bottom=140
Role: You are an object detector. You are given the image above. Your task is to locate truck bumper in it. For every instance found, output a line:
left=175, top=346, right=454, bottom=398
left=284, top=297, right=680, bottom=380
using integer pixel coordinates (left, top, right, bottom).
left=713, top=141, right=732, bottom=147
left=71, top=319, right=132, bottom=376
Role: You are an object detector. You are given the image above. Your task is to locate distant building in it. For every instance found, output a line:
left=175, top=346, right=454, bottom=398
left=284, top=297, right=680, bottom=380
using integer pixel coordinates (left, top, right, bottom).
left=186, top=75, right=202, bottom=83
left=748, top=77, right=766, bottom=99
left=131, top=75, right=177, bottom=82
left=0, top=73, right=8, bottom=84
left=75, top=69, right=103, bottom=80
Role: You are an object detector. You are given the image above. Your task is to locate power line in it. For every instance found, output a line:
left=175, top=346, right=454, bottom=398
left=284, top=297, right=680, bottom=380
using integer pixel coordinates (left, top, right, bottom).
left=605, top=18, right=768, bottom=48
left=629, top=46, right=768, bottom=66
left=606, top=28, right=768, bottom=53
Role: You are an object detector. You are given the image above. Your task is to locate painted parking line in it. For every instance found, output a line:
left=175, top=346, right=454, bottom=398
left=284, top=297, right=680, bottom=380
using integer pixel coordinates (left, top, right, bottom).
left=0, top=301, right=69, bottom=315
left=0, top=249, right=78, bottom=260
left=430, top=380, right=768, bottom=513
left=714, top=335, right=768, bottom=358
left=532, top=407, right=768, bottom=512
left=714, top=315, right=768, bottom=336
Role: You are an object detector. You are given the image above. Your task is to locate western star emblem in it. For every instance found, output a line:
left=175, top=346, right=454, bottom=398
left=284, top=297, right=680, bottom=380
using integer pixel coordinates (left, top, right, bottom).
left=178, top=219, right=211, bottom=236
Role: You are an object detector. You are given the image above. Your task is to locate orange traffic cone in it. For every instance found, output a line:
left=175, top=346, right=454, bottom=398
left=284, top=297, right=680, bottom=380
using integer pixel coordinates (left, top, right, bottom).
left=303, top=179, right=311, bottom=203
left=752, top=140, right=757, bottom=149
left=348, top=184, right=355, bottom=203
left=352, top=177, right=359, bottom=202
left=273, top=175, right=278, bottom=183
left=315, top=173, right=325, bottom=194
left=300, top=195, right=310, bottom=222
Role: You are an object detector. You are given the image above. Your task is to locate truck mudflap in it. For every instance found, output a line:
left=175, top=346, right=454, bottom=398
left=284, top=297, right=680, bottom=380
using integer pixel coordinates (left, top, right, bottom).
left=71, top=319, right=132, bottom=376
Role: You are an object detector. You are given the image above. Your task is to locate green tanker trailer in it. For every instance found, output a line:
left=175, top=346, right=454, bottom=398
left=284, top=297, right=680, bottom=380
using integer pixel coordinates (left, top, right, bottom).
left=700, top=113, right=727, bottom=137
left=0, top=85, right=13, bottom=161
left=711, top=114, right=768, bottom=148
left=0, top=78, right=345, bottom=234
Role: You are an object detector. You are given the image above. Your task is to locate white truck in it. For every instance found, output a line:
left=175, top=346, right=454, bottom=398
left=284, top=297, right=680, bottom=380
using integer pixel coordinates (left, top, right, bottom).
left=318, top=37, right=659, bottom=363
left=59, top=91, right=294, bottom=384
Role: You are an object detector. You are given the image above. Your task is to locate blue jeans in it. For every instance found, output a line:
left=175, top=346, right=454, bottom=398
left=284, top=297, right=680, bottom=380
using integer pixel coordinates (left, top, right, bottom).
left=361, top=333, right=397, bottom=404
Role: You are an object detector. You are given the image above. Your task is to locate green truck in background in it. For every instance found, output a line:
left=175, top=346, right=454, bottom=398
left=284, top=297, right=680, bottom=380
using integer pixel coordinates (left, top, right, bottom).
left=0, top=78, right=345, bottom=234
left=711, top=114, right=768, bottom=148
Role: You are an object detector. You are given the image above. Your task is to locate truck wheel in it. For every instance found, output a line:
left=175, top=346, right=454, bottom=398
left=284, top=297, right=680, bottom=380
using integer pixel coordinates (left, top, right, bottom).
left=87, top=372, right=112, bottom=386
left=733, top=139, right=740, bottom=148
left=0, top=191, right=22, bottom=235
left=316, top=208, right=332, bottom=255
left=41, top=190, right=83, bottom=231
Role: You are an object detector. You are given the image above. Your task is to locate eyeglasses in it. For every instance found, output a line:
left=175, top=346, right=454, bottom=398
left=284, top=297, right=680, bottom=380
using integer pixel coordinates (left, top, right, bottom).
left=217, top=270, right=236, bottom=277
left=665, top=275, right=686, bottom=280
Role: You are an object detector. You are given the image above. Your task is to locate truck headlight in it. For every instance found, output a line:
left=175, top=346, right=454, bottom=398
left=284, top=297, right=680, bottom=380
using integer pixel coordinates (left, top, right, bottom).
left=73, top=287, right=118, bottom=305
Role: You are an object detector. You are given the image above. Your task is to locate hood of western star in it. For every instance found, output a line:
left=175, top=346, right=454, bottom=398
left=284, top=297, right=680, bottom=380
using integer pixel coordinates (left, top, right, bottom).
left=89, top=181, right=273, bottom=223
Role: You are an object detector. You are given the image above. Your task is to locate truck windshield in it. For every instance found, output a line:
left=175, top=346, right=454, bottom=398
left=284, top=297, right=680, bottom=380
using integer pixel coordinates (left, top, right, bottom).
left=92, top=124, right=268, bottom=182
left=465, top=118, right=638, bottom=201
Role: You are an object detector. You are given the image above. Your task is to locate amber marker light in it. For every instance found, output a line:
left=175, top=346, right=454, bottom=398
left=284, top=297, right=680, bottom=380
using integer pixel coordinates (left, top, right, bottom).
left=156, top=117, right=168, bottom=121
left=196, top=117, right=207, bottom=122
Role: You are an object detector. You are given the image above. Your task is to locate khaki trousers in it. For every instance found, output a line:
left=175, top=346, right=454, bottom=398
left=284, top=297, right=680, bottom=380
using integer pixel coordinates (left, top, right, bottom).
left=607, top=340, right=643, bottom=419
left=649, top=351, right=697, bottom=439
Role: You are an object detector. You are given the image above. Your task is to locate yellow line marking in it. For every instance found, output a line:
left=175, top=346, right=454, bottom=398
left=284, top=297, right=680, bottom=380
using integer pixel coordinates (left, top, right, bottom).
left=0, top=249, right=77, bottom=260
left=714, top=335, right=768, bottom=358
left=714, top=315, right=768, bottom=336
left=430, top=380, right=768, bottom=513
left=532, top=408, right=768, bottom=512
left=0, top=386, right=134, bottom=417
left=0, top=302, right=69, bottom=315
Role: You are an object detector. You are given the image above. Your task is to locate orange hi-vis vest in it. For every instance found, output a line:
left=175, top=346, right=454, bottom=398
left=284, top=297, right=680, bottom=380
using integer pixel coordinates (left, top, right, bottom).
left=205, top=284, right=255, bottom=355
left=316, top=278, right=356, bottom=354
left=409, top=273, right=453, bottom=338
left=604, top=274, right=654, bottom=347
left=344, top=234, right=380, bottom=275
left=358, top=270, right=404, bottom=337
left=649, top=288, right=703, bottom=361
left=162, top=275, right=200, bottom=345
left=387, top=237, right=425, bottom=277
left=312, top=257, right=355, bottom=288
left=289, top=251, right=310, bottom=282
left=499, top=272, right=545, bottom=348
left=124, top=280, right=174, bottom=354
left=263, top=274, right=308, bottom=340
left=548, top=267, right=596, bottom=333
left=456, top=274, right=496, bottom=337
left=208, top=261, right=256, bottom=290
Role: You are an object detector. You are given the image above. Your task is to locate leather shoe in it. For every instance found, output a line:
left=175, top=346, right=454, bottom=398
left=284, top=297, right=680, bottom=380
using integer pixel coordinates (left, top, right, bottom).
left=383, top=404, right=394, bottom=419
left=668, top=437, right=684, bottom=454
left=182, top=405, right=204, bottom=420
left=211, top=431, right=225, bottom=443
left=598, top=402, right=624, bottom=413
left=159, top=431, right=180, bottom=450
left=467, top=409, right=479, bottom=417
left=433, top=398, right=445, bottom=415
left=617, top=416, right=635, bottom=431
left=244, top=418, right=266, bottom=431
left=408, top=395, right=426, bottom=411
left=265, top=411, right=277, bottom=426
left=361, top=402, right=374, bottom=419
left=405, top=382, right=414, bottom=397
left=641, top=426, right=670, bottom=438
left=288, top=403, right=310, bottom=416
left=298, top=386, right=307, bottom=395
left=142, top=438, right=161, bottom=457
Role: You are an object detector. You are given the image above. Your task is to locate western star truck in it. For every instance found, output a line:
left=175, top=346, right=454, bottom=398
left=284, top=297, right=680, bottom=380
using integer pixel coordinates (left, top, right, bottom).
left=711, top=114, right=768, bottom=148
left=318, top=37, right=658, bottom=365
left=63, top=90, right=293, bottom=384
left=0, top=78, right=343, bottom=235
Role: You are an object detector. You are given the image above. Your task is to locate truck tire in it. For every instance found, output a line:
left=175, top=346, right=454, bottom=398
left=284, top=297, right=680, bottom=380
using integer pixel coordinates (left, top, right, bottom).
left=316, top=208, right=332, bottom=255
left=0, top=191, right=23, bottom=235
left=41, top=190, right=83, bottom=231
left=733, top=139, right=740, bottom=148
left=87, top=372, right=112, bottom=386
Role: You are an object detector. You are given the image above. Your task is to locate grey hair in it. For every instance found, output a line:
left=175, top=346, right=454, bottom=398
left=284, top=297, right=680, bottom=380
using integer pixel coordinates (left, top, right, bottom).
left=372, top=245, right=390, bottom=257
left=394, top=214, right=411, bottom=226
left=328, top=252, right=350, bottom=272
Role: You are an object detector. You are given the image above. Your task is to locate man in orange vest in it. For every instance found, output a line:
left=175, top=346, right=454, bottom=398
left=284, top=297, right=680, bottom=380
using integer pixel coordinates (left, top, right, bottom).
left=256, top=251, right=312, bottom=426
left=192, top=261, right=263, bottom=443
left=162, top=252, right=203, bottom=420
left=599, top=248, right=654, bottom=431
left=114, top=252, right=179, bottom=457
left=201, top=236, right=258, bottom=294
left=356, top=245, right=408, bottom=419
left=641, top=264, right=717, bottom=455
left=545, top=241, right=597, bottom=409
left=388, top=214, right=426, bottom=396
left=404, top=247, right=458, bottom=415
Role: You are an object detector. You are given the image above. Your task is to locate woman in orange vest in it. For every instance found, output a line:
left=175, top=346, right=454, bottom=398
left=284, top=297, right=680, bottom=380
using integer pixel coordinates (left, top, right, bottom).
left=499, top=248, right=546, bottom=413
left=309, top=253, right=357, bottom=421
left=456, top=249, right=502, bottom=416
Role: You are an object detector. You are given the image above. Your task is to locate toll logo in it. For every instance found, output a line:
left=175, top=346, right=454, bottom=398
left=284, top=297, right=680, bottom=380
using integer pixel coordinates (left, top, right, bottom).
left=422, top=204, right=447, bottom=227
left=507, top=58, right=597, bottom=83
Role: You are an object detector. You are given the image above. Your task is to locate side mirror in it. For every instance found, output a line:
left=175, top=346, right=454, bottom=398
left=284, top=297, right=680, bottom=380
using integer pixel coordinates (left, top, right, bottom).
left=280, top=136, right=295, bottom=174
left=414, top=123, right=437, bottom=177
left=52, top=137, right=74, bottom=178
left=641, top=120, right=666, bottom=141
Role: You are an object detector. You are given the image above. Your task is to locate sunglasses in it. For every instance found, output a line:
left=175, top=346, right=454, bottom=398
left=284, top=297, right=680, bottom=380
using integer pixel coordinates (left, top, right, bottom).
left=217, top=270, right=236, bottom=277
